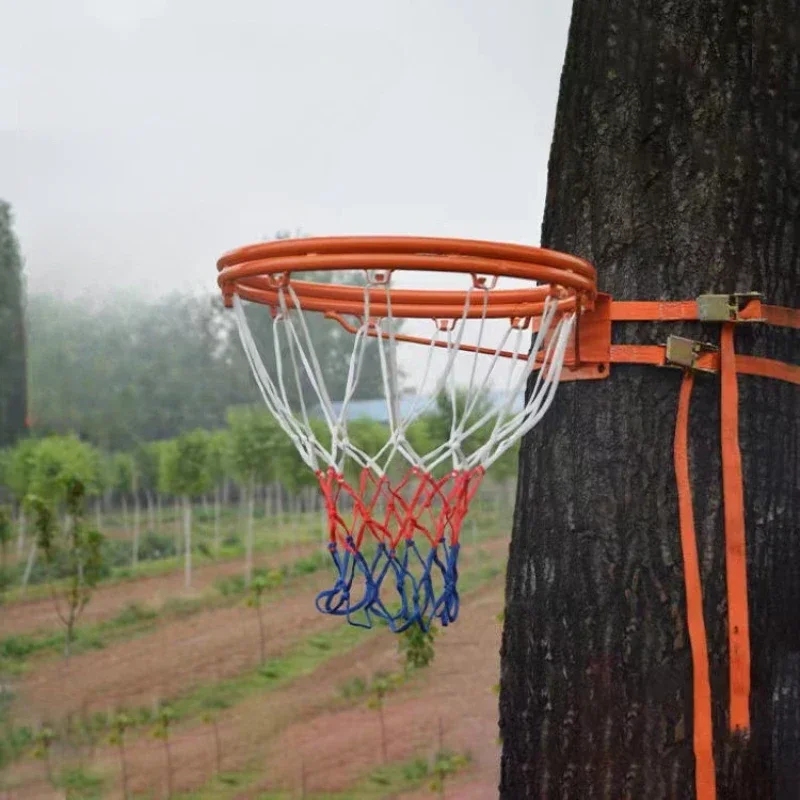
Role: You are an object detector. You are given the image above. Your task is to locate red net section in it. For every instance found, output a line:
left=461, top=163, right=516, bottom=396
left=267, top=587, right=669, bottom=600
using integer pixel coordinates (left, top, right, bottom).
left=314, top=466, right=484, bottom=631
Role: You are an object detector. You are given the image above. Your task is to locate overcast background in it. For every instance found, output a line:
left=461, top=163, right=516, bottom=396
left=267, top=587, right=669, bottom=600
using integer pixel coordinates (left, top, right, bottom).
left=1, top=0, right=572, bottom=299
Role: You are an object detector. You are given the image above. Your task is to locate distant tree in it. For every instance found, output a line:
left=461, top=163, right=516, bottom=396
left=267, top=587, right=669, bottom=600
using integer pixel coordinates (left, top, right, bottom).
left=32, top=725, right=55, bottom=783
left=25, top=273, right=399, bottom=448
left=247, top=570, right=283, bottom=665
left=4, top=437, right=37, bottom=556
left=0, top=505, right=11, bottom=599
left=112, top=453, right=134, bottom=535
left=28, top=478, right=104, bottom=659
left=28, top=436, right=97, bottom=503
left=153, top=705, right=175, bottom=799
left=424, top=388, right=493, bottom=462
left=25, top=292, right=257, bottom=450
left=345, top=418, right=391, bottom=480
left=206, top=431, right=230, bottom=553
left=200, top=709, right=223, bottom=776
left=228, top=408, right=280, bottom=586
left=133, top=442, right=161, bottom=535
left=161, top=431, right=211, bottom=589
left=367, top=672, right=403, bottom=765
left=0, top=200, right=27, bottom=449
left=109, top=712, right=132, bottom=800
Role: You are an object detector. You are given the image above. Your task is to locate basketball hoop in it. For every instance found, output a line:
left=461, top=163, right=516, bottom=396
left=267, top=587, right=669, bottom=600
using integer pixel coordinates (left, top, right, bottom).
left=217, top=236, right=596, bottom=630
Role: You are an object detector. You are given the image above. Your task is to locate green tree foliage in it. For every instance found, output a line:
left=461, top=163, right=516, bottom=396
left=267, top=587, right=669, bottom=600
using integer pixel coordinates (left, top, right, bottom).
left=133, top=442, right=161, bottom=534
left=4, top=437, right=38, bottom=503
left=205, top=431, right=230, bottom=551
left=27, top=436, right=98, bottom=503
left=161, top=430, right=211, bottom=588
left=27, top=293, right=255, bottom=450
left=228, top=407, right=282, bottom=585
left=0, top=505, right=11, bottom=599
left=161, top=430, right=211, bottom=499
left=425, top=388, right=493, bottom=459
left=0, top=201, right=27, bottom=449
left=398, top=625, right=437, bottom=672
left=28, top=478, right=104, bottom=658
left=26, top=284, right=390, bottom=449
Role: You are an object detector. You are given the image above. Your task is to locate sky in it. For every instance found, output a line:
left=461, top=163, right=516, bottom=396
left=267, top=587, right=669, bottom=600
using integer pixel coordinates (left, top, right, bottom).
left=1, top=0, right=573, bottom=300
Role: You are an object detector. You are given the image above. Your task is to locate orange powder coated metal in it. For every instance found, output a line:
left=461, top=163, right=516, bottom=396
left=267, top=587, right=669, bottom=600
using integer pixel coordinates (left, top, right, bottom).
left=216, top=236, right=598, bottom=319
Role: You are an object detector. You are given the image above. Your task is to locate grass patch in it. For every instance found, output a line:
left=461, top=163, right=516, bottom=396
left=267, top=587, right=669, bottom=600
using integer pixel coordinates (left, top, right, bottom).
left=171, top=750, right=471, bottom=800
left=0, top=550, right=328, bottom=672
left=254, top=750, right=471, bottom=799
left=56, top=765, right=105, bottom=799
left=0, top=601, right=161, bottom=672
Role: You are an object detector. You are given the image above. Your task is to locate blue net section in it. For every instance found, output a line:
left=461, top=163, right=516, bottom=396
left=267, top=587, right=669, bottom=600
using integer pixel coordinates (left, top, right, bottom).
left=314, top=466, right=483, bottom=632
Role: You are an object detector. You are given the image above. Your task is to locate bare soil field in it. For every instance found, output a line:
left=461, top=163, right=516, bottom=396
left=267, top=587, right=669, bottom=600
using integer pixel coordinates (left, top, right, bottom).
left=1, top=541, right=317, bottom=637
left=7, top=538, right=509, bottom=799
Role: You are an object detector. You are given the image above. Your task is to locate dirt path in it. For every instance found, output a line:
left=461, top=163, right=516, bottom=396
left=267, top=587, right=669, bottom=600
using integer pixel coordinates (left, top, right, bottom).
left=1, top=541, right=318, bottom=637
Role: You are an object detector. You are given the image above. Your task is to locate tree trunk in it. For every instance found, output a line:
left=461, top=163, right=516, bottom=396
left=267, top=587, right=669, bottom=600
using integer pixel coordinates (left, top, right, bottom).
left=132, top=492, right=141, bottom=568
left=174, top=499, right=182, bottom=555
left=118, top=738, right=129, bottom=799
left=163, top=735, right=173, bottom=798
left=256, top=603, right=266, bottom=665
left=183, top=496, right=192, bottom=590
left=245, top=476, right=255, bottom=587
left=212, top=717, right=222, bottom=774
left=214, top=486, right=221, bottom=554
left=377, top=701, right=388, bottom=765
left=120, top=494, right=128, bottom=533
left=94, top=497, right=102, bottom=533
left=500, top=3, right=799, bottom=799
left=156, top=493, right=163, bottom=532
left=16, top=506, right=25, bottom=557
left=275, top=481, right=284, bottom=522
left=146, top=490, right=156, bottom=534
left=21, top=539, right=36, bottom=589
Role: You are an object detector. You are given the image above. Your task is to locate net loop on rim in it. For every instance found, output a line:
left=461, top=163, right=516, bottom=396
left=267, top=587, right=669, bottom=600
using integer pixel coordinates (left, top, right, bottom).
left=218, top=236, right=594, bottom=630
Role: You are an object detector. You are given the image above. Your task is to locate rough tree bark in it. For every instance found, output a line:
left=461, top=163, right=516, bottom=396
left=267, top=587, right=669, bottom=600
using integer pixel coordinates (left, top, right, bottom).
left=500, top=2, right=799, bottom=798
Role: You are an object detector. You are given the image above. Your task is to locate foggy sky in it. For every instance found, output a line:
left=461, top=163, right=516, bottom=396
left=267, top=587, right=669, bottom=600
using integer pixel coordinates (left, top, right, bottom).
left=1, top=0, right=571, bottom=299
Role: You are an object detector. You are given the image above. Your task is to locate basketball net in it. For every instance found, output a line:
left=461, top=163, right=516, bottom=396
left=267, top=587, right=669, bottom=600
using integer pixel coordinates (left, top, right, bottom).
left=231, top=276, right=575, bottom=630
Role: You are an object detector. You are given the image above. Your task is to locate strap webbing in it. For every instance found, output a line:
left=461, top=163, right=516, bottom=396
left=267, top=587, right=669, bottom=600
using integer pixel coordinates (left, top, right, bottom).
left=674, top=370, right=717, bottom=800
left=576, top=299, right=797, bottom=799
left=720, top=324, right=751, bottom=733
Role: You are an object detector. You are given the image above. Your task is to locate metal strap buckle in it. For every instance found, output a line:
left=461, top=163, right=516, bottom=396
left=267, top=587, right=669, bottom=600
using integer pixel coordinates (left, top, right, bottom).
left=665, top=335, right=718, bottom=373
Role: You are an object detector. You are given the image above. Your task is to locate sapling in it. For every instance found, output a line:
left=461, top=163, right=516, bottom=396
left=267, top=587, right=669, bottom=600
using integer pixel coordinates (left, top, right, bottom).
left=109, top=712, right=133, bottom=799
left=153, top=705, right=175, bottom=798
left=368, top=672, right=403, bottom=764
left=247, top=570, right=282, bottom=664
left=33, top=726, right=55, bottom=783
left=29, top=478, right=105, bottom=659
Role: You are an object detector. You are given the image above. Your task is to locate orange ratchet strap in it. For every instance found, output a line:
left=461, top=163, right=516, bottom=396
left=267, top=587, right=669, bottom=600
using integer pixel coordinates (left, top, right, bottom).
left=561, top=294, right=798, bottom=800
left=674, top=370, right=717, bottom=799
